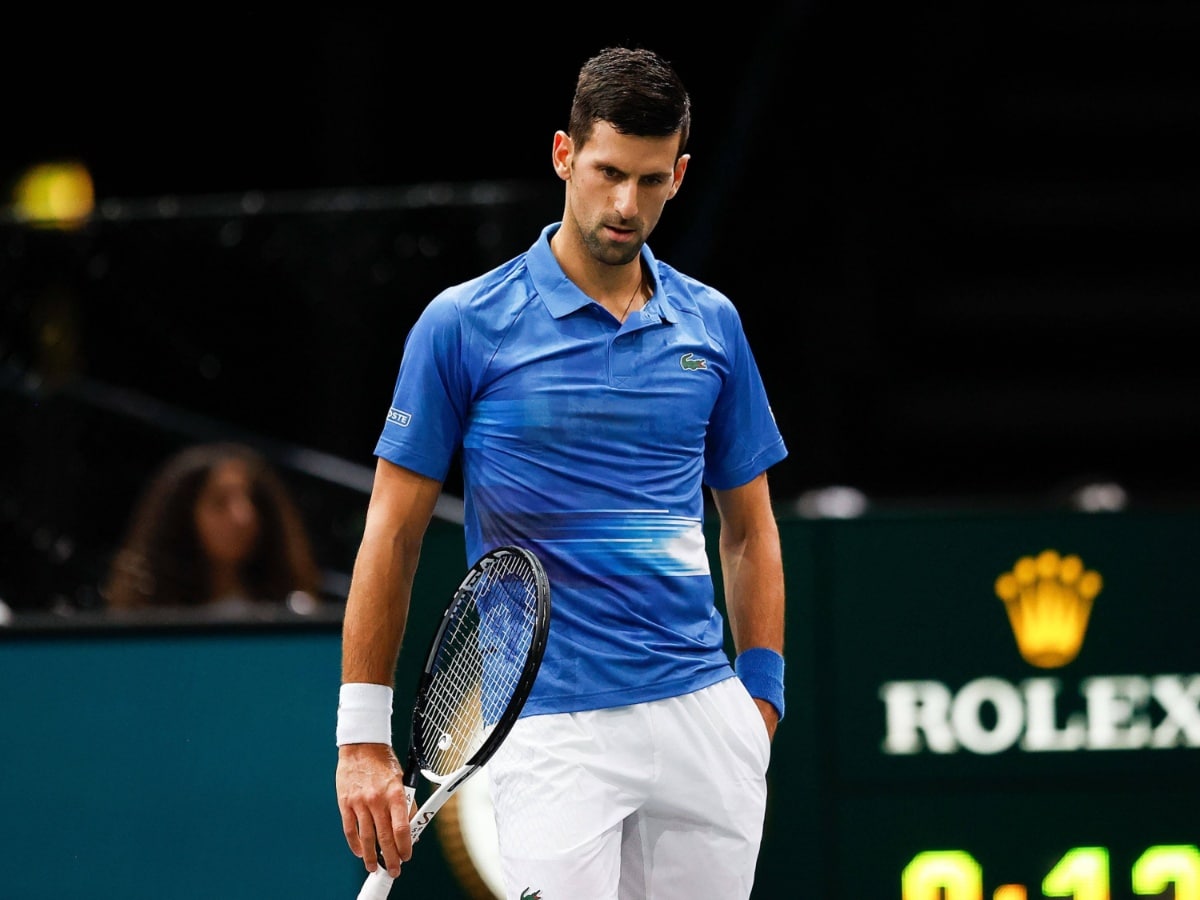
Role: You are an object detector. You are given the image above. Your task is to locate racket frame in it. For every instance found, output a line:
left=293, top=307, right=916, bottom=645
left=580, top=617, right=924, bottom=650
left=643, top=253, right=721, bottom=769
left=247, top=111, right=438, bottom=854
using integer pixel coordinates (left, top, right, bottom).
left=356, top=545, right=550, bottom=900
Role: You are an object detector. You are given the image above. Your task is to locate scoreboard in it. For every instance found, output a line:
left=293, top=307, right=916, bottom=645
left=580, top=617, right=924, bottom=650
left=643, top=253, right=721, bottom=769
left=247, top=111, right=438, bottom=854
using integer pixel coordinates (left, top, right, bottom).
left=789, top=508, right=1200, bottom=900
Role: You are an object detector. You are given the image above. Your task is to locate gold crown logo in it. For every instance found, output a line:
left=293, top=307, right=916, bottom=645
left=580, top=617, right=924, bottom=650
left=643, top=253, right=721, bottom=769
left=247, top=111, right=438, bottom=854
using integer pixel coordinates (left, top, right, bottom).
left=994, top=549, right=1103, bottom=668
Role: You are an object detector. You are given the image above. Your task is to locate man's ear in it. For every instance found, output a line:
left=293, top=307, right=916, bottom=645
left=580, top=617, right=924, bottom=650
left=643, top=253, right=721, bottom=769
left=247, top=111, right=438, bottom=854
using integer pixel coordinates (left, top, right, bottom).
left=552, top=131, right=573, bottom=181
left=667, top=153, right=691, bottom=200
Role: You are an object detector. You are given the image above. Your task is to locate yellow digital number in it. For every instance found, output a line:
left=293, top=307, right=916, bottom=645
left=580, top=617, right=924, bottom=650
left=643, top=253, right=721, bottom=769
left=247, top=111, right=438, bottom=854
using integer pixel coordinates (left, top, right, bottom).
left=1043, top=846, right=1109, bottom=900
left=902, top=843, right=1200, bottom=899
left=901, top=849, right=983, bottom=900
left=1132, top=844, right=1200, bottom=900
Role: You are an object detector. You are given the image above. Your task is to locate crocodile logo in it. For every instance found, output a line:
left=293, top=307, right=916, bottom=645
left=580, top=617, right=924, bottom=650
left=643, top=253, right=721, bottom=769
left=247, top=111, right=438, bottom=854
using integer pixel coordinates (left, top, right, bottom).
left=521, top=889, right=542, bottom=900
left=680, top=352, right=708, bottom=371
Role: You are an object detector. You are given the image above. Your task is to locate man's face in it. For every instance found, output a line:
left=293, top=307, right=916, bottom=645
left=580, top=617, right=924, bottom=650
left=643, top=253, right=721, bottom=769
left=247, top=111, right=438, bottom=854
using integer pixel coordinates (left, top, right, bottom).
left=559, top=121, right=688, bottom=267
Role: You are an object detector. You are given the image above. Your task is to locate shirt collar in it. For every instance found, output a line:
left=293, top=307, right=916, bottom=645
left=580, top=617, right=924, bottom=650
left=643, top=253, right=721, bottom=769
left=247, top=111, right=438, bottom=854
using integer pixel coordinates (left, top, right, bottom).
left=528, top=222, right=679, bottom=324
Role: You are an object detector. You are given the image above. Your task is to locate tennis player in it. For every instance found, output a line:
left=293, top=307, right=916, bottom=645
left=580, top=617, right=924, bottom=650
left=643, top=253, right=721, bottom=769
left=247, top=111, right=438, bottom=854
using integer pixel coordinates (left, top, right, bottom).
left=336, top=45, right=788, bottom=900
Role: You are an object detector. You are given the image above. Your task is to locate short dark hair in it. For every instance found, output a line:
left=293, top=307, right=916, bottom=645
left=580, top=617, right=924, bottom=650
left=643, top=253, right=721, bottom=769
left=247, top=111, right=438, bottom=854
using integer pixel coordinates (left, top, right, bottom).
left=568, top=46, right=691, bottom=157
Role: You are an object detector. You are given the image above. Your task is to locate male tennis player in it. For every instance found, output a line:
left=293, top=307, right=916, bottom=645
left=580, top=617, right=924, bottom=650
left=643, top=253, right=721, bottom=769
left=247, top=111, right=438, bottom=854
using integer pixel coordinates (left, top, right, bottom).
left=336, top=45, right=788, bottom=899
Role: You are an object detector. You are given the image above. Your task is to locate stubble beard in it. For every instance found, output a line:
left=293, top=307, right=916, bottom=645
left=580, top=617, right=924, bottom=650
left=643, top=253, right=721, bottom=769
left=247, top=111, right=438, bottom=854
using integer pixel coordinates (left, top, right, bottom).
left=579, top=218, right=644, bottom=268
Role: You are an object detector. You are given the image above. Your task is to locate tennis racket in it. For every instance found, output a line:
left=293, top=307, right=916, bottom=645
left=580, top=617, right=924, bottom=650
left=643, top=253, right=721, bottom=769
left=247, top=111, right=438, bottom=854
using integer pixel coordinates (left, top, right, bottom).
left=356, top=545, right=551, bottom=900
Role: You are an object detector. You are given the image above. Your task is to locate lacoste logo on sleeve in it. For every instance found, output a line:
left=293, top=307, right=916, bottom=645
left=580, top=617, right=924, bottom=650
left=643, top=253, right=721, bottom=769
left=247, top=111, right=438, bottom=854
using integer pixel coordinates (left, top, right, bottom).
left=387, top=407, right=412, bottom=427
left=679, top=352, right=708, bottom=371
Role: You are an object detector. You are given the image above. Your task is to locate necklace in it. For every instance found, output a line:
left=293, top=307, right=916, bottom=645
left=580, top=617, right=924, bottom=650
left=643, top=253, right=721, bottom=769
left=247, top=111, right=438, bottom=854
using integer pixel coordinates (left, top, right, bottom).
left=619, top=270, right=645, bottom=322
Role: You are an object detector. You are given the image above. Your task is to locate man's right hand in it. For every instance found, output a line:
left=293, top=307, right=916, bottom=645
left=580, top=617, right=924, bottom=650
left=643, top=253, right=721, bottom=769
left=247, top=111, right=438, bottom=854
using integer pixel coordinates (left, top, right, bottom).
left=336, top=743, right=413, bottom=878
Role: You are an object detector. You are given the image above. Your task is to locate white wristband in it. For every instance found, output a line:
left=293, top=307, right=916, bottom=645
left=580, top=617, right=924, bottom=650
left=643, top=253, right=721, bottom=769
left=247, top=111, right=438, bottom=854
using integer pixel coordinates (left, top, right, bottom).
left=336, top=683, right=394, bottom=746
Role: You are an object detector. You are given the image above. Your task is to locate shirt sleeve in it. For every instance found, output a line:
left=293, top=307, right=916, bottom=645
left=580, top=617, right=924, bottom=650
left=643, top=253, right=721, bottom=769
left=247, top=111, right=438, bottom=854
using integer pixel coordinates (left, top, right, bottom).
left=373, top=293, right=471, bottom=482
left=702, top=303, right=788, bottom=490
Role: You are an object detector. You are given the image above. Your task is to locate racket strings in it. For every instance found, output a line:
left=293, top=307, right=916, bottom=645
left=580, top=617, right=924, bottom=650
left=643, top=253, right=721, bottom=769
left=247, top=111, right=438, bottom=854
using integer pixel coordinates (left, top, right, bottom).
left=418, top=554, right=538, bottom=779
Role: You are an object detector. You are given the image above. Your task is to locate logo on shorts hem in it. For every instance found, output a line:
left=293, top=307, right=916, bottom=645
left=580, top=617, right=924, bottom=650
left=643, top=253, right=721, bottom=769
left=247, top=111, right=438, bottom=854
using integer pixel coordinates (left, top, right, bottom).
left=520, top=889, right=542, bottom=900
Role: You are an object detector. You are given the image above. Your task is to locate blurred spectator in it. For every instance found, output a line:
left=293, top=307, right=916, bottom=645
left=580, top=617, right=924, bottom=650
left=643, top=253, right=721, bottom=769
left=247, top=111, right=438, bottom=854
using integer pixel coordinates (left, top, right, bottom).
left=102, top=442, right=323, bottom=620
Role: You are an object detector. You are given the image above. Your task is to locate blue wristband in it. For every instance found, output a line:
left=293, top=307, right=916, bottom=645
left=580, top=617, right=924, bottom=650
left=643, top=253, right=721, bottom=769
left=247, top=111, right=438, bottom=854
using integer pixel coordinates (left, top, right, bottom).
left=735, top=647, right=785, bottom=722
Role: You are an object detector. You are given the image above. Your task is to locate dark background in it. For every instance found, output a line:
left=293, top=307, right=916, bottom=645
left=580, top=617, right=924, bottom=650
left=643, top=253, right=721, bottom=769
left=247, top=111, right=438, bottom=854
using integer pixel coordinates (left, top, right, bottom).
left=3, top=3, right=1199, bottom=610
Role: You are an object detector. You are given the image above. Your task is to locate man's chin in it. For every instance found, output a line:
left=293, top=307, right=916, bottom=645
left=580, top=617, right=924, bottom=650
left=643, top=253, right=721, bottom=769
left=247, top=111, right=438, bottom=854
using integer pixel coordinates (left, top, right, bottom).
left=598, top=238, right=643, bottom=267
left=580, top=226, right=643, bottom=266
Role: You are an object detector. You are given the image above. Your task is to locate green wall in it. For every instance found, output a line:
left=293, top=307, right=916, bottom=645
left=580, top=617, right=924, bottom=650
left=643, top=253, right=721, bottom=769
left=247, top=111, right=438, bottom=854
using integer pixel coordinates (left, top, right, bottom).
left=4, top=510, right=1197, bottom=899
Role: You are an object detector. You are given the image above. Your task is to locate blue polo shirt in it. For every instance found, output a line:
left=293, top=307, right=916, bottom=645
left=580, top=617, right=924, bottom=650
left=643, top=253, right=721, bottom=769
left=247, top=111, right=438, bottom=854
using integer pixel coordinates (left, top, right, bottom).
left=376, top=222, right=788, bottom=716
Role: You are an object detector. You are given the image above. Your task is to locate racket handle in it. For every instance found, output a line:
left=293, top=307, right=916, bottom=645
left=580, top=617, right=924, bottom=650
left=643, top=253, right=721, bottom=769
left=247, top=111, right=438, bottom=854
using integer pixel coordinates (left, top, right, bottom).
left=354, top=783, right=419, bottom=899
left=356, top=870, right=394, bottom=900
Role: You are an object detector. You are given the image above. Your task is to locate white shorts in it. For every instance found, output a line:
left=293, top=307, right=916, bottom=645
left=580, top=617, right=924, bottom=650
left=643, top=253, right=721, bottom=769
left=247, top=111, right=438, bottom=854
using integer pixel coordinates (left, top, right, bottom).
left=487, top=676, right=771, bottom=900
